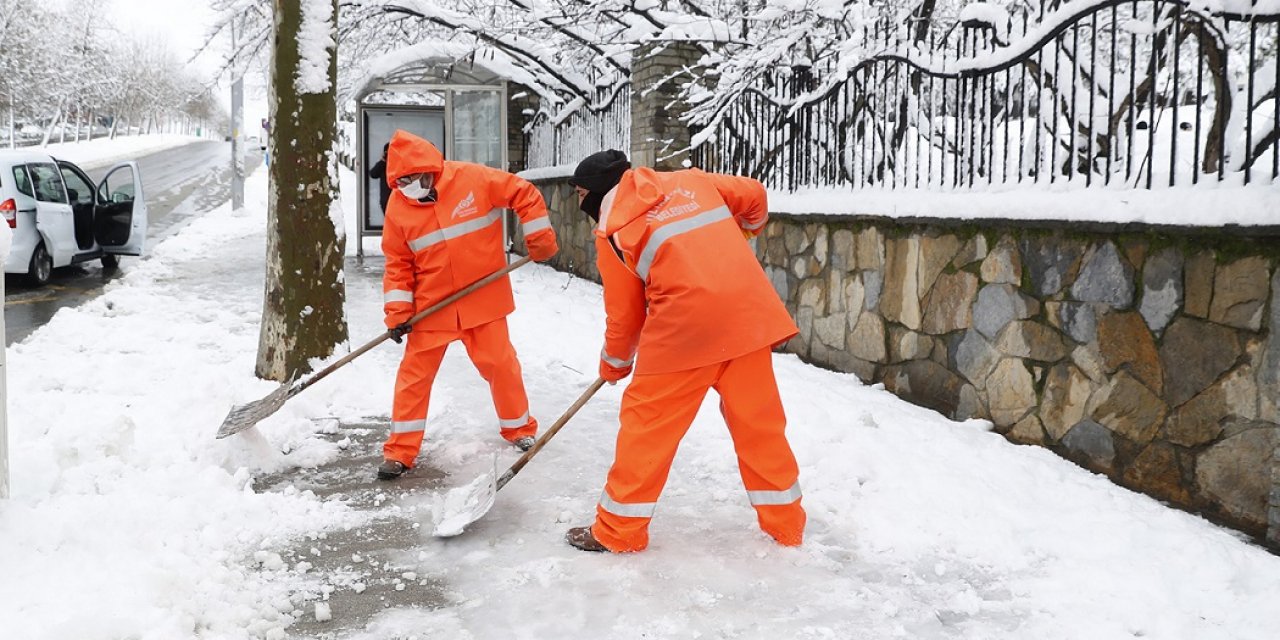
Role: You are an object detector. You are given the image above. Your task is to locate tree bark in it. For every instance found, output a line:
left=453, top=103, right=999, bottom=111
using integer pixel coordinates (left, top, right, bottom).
left=256, top=0, right=348, bottom=382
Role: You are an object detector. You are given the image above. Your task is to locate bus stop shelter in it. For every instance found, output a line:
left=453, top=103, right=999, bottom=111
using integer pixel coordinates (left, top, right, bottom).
left=353, top=54, right=509, bottom=261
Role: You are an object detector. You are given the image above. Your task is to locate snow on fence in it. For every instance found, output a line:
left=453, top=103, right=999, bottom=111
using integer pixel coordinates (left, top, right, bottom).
left=525, top=86, right=631, bottom=169
left=691, top=0, right=1280, bottom=191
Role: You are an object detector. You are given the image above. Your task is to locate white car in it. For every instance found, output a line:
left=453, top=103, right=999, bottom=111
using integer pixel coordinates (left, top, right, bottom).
left=0, top=150, right=147, bottom=286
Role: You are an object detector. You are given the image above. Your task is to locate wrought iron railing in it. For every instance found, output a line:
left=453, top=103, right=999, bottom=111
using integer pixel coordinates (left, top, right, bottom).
left=525, top=85, right=631, bottom=169
left=692, top=0, right=1280, bottom=191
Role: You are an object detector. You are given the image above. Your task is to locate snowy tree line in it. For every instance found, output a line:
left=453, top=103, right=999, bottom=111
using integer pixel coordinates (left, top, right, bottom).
left=0, top=0, right=225, bottom=147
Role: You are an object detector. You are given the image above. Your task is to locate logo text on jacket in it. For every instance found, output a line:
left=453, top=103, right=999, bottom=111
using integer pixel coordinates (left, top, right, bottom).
left=452, top=192, right=478, bottom=219
left=646, top=187, right=699, bottom=223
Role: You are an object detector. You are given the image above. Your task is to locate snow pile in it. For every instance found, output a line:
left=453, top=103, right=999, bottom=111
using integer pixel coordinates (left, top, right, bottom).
left=296, top=0, right=336, bottom=95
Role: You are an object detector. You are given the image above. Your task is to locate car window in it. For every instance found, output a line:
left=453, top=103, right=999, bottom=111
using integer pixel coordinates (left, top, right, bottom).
left=27, top=163, right=68, bottom=204
left=99, top=165, right=136, bottom=204
left=11, top=165, right=34, bottom=197
left=60, top=165, right=95, bottom=206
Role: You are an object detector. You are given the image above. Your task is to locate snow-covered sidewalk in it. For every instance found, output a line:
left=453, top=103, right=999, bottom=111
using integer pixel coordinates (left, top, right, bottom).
left=2, top=166, right=1278, bottom=640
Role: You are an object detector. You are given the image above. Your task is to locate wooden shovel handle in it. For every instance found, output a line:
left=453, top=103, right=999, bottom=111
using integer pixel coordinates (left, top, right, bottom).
left=294, top=255, right=534, bottom=395
left=497, top=377, right=607, bottom=491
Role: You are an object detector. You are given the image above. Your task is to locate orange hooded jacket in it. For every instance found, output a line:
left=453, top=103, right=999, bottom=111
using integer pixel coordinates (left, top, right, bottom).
left=594, top=168, right=796, bottom=375
left=381, top=130, right=557, bottom=335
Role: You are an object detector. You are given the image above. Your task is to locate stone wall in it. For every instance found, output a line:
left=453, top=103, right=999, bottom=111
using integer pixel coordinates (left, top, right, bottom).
left=519, top=174, right=1280, bottom=546
left=758, top=216, right=1280, bottom=544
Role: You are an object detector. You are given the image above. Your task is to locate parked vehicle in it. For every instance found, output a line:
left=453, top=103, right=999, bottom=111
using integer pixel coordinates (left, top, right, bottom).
left=0, top=150, right=147, bottom=286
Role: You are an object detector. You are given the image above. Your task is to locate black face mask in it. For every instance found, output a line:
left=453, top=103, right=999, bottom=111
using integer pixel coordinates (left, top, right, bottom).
left=579, top=191, right=604, bottom=221
left=418, top=188, right=438, bottom=203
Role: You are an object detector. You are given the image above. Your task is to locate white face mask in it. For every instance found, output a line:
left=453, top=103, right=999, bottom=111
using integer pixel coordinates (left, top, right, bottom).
left=399, top=181, right=433, bottom=201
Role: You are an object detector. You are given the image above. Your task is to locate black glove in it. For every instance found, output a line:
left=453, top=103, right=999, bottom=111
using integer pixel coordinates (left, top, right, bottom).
left=388, top=323, right=412, bottom=344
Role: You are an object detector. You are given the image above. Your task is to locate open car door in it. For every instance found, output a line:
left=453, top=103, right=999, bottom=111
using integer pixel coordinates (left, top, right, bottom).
left=95, top=161, right=147, bottom=256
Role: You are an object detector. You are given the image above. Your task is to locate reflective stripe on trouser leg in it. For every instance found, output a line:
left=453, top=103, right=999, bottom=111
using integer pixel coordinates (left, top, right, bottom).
left=384, top=337, right=449, bottom=466
left=460, top=318, right=536, bottom=441
left=592, top=366, right=715, bottom=552
left=715, top=347, right=805, bottom=546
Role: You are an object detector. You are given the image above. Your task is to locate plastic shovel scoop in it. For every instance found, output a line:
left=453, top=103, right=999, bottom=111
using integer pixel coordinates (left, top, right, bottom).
left=430, top=378, right=605, bottom=537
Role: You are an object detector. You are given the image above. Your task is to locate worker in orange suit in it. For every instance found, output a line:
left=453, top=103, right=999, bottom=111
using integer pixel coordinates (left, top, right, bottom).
left=377, top=129, right=558, bottom=480
left=564, top=149, right=805, bottom=552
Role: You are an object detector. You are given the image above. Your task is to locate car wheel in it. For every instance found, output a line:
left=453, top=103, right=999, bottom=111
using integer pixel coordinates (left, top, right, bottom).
left=25, top=242, right=52, bottom=287
left=101, top=253, right=119, bottom=270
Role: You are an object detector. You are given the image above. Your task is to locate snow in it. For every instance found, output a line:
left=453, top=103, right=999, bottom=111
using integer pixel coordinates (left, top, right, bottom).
left=771, top=183, right=1280, bottom=227
left=41, top=134, right=206, bottom=170
left=296, top=0, right=336, bottom=95
left=1, top=160, right=1278, bottom=638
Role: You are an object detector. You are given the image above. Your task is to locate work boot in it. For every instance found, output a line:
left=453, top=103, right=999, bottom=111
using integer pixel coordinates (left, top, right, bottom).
left=565, top=526, right=610, bottom=552
left=376, top=459, right=408, bottom=480
left=513, top=436, right=537, bottom=452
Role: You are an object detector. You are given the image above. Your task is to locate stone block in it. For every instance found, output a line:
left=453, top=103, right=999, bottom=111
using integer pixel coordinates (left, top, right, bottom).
left=1097, top=310, right=1163, bottom=395
left=1209, top=256, right=1271, bottom=331
left=881, top=236, right=923, bottom=330
left=1088, top=371, right=1167, bottom=445
left=883, top=359, right=968, bottom=419
left=918, top=234, right=963, bottom=299
left=922, top=270, right=978, bottom=336
left=1055, top=301, right=1098, bottom=345
left=1158, top=317, right=1240, bottom=408
left=855, top=226, right=884, bottom=269
left=973, top=283, right=1035, bottom=339
left=1261, top=268, right=1280, bottom=423
left=953, top=329, right=1001, bottom=386
left=1041, top=363, right=1098, bottom=441
left=1139, top=247, right=1184, bottom=334
left=831, top=229, right=856, bottom=270
left=952, top=234, right=989, bottom=269
left=1009, top=414, right=1047, bottom=445
left=1164, top=365, right=1258, bottom=447
left=1122, top=442, right=1192, bottom=504
left=798, top=278, right=826, bottom=314
left=842, top=275, right=866, bottom=321
left=1022, top=236, right=1085, bottom=297
left=986, top=358, right=1037, bottom=427
left=1061, top=419, right=1117, bottom=473
left=863, top=270, right=883, bottom=312
left=1071, top=241, right=1135, bottom=309
left=814, top=314, right=847, bottom=350
left=995, top=320, right=1070, bottom=363
left=889, top=326, right=932, bottom=363
left=848, top=311, right=887, bottom=363
left=1196, top=424, right=1278, bottom=531
left=814, top=226, right=829, bottom=264
left=1184, top=250, right=1215, bottom=318
left=956, top=383, right=988, bottom=421
left=980, top=235, right=1022, bottom=285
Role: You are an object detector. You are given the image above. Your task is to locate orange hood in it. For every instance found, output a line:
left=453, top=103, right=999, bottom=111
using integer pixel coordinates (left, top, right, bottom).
left=598, top=167, right=667, bottom=236
left=386, top=129, right=444, bottom=186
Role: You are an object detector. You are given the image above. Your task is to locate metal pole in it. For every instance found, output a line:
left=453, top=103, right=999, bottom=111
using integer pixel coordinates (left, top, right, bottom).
left=231, top=20, right=245, bottom=210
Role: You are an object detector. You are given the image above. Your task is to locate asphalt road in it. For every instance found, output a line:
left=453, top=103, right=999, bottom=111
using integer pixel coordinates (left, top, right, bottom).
left=4, top=141, right=263, bottom=345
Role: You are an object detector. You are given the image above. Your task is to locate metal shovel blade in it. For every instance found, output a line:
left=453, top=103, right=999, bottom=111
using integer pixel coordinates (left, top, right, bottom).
left=431, top=456, right=499, bottom=537
left=215, top=383, right=294, bottom=439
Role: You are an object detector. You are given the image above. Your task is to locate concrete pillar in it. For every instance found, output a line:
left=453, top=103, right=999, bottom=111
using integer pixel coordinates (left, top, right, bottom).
left=629, top=41, right=700, bottom=170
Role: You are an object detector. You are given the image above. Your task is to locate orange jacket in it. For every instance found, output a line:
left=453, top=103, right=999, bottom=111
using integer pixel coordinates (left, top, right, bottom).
left=594, top=168, right=797, bottom=375
left=382, top=130, right=557, bottom=333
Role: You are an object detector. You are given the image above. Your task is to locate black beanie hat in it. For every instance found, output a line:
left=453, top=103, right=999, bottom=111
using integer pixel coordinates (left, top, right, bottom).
left=570, top=149, right=631, bottom=194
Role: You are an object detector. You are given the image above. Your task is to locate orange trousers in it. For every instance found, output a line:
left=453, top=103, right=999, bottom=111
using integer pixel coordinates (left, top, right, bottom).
left=592, top=347, right=805, bottom=552
left=384, top=317, right=538, bottom=466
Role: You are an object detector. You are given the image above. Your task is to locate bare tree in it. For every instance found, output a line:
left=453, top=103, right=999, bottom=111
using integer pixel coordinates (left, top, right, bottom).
left=255, top=0, right=349, bottom=381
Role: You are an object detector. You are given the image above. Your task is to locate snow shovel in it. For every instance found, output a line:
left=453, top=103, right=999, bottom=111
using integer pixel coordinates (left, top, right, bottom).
left=431, top=377, right=607, bottom=537
left=215, top=255, right=535, bottom=439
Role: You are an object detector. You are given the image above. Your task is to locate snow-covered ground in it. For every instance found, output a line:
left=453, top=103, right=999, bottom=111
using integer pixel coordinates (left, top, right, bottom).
left=1, top=165, right=1278, bottom=639
left=38, top=133, right=208, bottom=170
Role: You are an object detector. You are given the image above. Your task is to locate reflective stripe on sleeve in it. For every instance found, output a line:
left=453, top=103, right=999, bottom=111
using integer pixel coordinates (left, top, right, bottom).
left=498, top=411, right=530, bottom=429
left=522, top=217, right=552, bottom=235
left=408, top=209, right=502, bottom=252
left=746, top=482, right=802, bottom=506
left=384, top=289, right=414, bottom=304
left=634, top=205, right=731, bottom=280
left=598, top=490, right=657, bottom=519
left=740, top=216, right=767, bottom=231
left=391, top=419, right=426, bottom=434
left=599, top=348, right=633, bottom=368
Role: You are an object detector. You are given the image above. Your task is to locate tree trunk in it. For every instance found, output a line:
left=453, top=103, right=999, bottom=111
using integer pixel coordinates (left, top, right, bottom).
left=256, top=0, right=348, bottom=382
left=86, top=110, right=94, bottom=141
left=7, top=107, right=14, bottom=149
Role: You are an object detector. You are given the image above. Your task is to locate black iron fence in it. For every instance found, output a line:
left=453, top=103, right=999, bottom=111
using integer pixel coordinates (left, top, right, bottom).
left=692, top=0, right=1280, bottom=191
left=526, top=85, right=631, bottom=169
